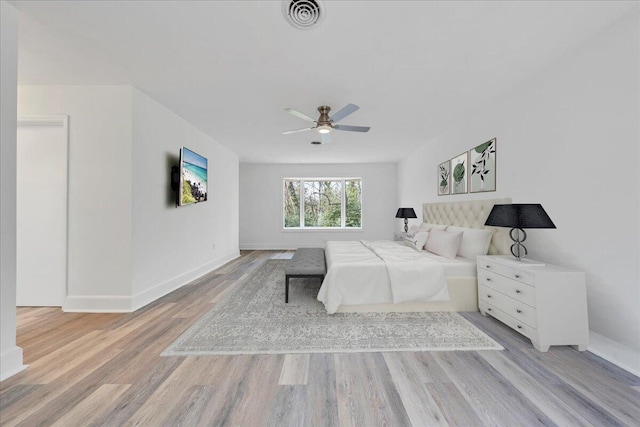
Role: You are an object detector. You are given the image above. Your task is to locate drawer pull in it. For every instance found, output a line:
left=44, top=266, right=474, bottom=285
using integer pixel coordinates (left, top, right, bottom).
left=515, top=274, right=521, bottom=279
left=487, top=308, right=492, bottom=311
left=516, top=309, right=522, bottom=314
left=515, top=289, right=521, bottom=294
left=486, top=265, right=491, bottom=268
left=487, top=294, right=492, bottom=298
left=486, top=278, right=491, bottom=282
left=517, top=325, right=522, bottom=329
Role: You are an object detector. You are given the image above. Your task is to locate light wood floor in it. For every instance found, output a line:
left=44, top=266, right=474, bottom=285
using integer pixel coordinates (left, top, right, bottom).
left=1, top=250, right=639, bottom=426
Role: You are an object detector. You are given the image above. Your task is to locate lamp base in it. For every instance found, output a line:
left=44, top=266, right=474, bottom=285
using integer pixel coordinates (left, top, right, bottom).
left=509, top=228, right=527, bottom=261
left=404, top=218, right=409, bottom=233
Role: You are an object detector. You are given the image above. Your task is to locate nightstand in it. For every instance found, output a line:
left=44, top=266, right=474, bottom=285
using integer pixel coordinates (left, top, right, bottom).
left=477, top=255, right=588, bottom=352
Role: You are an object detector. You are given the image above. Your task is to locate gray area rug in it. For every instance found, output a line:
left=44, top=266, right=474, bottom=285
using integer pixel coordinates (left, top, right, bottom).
left=163, top=259, right=503, bottom=356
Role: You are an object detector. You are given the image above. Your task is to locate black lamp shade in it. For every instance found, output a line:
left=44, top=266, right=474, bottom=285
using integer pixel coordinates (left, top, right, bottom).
left=395, top=208, right=417, bottom=219
left=484, top=204, right=556, bottom=229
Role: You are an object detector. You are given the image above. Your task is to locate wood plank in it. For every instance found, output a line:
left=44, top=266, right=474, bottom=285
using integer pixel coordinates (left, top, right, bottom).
left=432, top=351, right=555, bottom=426
left=522, top=347, right=640, bottom=425
left=267, top=385, right=307, bottom=427
left=461, top=312, right=568, bottom=385
left=425, top=382, right=484, bottom=426
left=123, top=357, right=204, bottom=426
left=478, top=350, right=593, bottom=426
left=86, top=357, right=185, bottom=427
left=305, top=353, right=339, bottom=427
left=279, top=354, right=310, bottom=385
left=209, top=280, right=240, bottom=304
left=334, top=353, right=412, bottom=427
left=549, top=383, right=626, bottom=426
left=188, top=355, right=258, bottom=426
left=159, top=385, right=217, bottom=427
left=382, top=352, right=447, bottom=426
left=0, top=347, right=125, bottom=426
left=51, top=384, right=130, bottom=427
left=0, top=384, right=42, bottom=412
left=223, top=354, right=284, bottom=427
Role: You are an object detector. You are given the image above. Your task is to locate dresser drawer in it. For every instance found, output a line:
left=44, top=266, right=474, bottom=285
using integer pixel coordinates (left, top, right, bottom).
left=478, top=284, right=537, bottom=328
left=478, top=269, right=537, bottom=307
left=478, top=259, right=535, bottom=286
left=480, top=300, right=537, bottom=340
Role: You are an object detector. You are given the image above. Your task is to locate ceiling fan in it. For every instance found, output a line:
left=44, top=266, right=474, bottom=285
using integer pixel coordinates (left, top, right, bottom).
left=282, top=104, right=370, bottom=144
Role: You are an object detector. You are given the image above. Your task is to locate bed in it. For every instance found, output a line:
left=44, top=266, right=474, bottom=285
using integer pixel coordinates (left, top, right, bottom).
left=317, top=198, right=512, bottom=313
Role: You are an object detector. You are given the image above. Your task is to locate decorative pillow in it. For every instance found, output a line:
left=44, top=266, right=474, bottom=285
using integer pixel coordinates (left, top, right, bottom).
left=424, top=229, right=463, bottom=259
left=420, top=223, right=447, bottom=232
left=404, top=231, right=429, bottom=251
left=447, top=226, right=494, bottom=259
left=406, top=224, right=421, bottom=237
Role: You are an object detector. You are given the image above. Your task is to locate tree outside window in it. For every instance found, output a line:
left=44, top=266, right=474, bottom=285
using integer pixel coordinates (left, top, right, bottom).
left=283, top=178, right=362, bottom=229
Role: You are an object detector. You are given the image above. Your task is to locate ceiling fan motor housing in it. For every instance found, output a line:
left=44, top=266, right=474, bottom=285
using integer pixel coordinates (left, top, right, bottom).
left=317, top=105, right=332, bottom=129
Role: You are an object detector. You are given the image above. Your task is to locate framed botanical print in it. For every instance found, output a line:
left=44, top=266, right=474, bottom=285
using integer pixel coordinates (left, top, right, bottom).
left=470, top=138, right=496, bottom=193
left=438, top=160, right=450, bottom=196
left=450, top=152, right=468, bottom=194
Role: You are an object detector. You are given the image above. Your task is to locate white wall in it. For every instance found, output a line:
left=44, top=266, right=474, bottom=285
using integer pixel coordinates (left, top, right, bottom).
left=17, top=118, right=68, bottom=306
left=398, top=10, right=640, bottom=373
left=18, top=86, right=134, bottom=311
left=0, top=0, right=26, bottom=381
left=16, top=86, right=241, bottom=312
left=131, top=89, right=239, bottom=308
left=240, top=163, right=397, bottom=249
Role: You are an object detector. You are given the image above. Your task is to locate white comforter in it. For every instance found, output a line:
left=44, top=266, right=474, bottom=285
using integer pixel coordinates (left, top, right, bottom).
left=317, top=240, right=449, bottom=314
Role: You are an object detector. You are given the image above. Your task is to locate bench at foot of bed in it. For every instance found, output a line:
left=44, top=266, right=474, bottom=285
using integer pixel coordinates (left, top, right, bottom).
left=284, top=248, right=326, bottom=303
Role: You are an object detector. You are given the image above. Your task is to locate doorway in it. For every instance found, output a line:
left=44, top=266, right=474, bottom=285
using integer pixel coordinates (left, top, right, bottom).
left=16, top=115, right=68, bottom=307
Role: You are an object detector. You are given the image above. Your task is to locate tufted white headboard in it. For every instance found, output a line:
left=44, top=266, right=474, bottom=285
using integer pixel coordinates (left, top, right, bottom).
left=423, top=198, right=512, bottom=255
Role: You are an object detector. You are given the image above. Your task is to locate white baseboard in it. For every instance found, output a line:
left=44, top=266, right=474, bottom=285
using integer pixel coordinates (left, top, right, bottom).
left=63, top=295, right=133, bottom=313
left=588, top=331, right=640, bottom=377
left=131, top=251, right=240, bottom=311
left=62, top=252, right=240, bottom=313
left=1, top=346, right=27, bottom=381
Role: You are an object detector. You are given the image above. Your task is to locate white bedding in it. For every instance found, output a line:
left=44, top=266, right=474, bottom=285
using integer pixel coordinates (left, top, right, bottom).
left=417, top=251, right=478, bottom=277
left=317, top=240, right=451, bottom=314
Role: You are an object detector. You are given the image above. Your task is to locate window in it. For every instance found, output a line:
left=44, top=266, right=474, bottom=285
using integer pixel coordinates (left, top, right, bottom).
left=283, top=178, right=362, bottom=229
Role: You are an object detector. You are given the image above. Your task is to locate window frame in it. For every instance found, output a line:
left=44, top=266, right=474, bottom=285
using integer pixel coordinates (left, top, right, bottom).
left=282, top=177, right=363, bottom=231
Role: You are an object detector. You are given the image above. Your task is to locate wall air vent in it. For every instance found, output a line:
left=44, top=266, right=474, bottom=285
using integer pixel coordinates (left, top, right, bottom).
left=282, top=0, right=323, bottom=30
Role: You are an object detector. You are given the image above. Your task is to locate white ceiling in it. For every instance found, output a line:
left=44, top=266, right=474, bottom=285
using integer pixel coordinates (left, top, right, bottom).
left=13, top=1, right=636, bottom=163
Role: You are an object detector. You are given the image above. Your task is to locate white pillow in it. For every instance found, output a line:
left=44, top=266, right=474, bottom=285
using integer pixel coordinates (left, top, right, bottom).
left=447, top=226, right=494, bottom=259
left=424, top=229, right=463, bottom=259
left=420, top=222, right=447, bottom=232
left=406, top=224, right=420, bottom=237
left=404, top=231, right=429, bottom=251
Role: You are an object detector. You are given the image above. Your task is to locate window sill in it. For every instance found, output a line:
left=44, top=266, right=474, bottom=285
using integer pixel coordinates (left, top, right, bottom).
left=282, top=228, right=364, bottom=233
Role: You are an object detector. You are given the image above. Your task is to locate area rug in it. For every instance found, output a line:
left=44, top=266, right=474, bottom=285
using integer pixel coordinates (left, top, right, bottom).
left=162, top=259, right=503, bottom=356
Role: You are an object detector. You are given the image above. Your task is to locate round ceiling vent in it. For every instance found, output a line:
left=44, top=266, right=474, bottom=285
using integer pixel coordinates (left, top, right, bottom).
left=282, top=0, right=324, bottom=30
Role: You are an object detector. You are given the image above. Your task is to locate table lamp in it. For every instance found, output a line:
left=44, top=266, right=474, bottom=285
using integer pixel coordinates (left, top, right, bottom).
left=484, top=204, right=556, bottom=261
left=395, top=208, right=417, bottom=233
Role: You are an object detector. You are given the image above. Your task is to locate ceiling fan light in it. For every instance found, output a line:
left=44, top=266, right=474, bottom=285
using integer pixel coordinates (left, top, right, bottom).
left=317, top=125, right=331, bottom=134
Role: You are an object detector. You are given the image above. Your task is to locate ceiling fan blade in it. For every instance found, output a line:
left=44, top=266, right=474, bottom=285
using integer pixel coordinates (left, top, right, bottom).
left=321, top=132, right=332, bottom=144
left=285, top=108, right=316, bottom=123
left=329, top=103, right=359, bottom=123
left=282, top=127, right=315, bottom=135
left=333, top=124, right=371, bottom=133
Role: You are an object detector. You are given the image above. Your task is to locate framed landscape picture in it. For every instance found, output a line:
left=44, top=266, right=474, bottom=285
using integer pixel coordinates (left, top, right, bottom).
left=438, top=160, right=450, bottom=196
left=451, top=152, right=468, bottom=194
left=470, top=138, right=496, bottom=193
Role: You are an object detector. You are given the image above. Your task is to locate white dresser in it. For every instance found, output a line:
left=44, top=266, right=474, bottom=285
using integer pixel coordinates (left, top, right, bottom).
left=477, top=255, right=588, bottom=352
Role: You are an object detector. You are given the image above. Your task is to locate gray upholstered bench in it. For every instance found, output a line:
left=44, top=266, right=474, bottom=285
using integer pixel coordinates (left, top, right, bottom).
left=285, top=248, right=326, bottom=303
